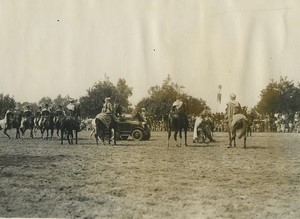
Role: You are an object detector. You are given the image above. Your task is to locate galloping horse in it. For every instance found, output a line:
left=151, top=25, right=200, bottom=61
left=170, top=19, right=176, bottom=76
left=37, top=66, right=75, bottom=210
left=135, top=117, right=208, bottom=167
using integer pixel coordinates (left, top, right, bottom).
left=167, top=111, right=189, bottom=147
left=228, top=107, right=248, bottom=148
left=60, top=106, right=81, bottom=145
left=95, top=104, right=122, bottom=146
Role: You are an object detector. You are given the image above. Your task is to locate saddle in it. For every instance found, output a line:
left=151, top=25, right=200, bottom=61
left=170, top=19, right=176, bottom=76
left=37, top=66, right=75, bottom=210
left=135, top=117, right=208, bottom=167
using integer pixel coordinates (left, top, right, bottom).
left=96, top=113, right=112, bottom=129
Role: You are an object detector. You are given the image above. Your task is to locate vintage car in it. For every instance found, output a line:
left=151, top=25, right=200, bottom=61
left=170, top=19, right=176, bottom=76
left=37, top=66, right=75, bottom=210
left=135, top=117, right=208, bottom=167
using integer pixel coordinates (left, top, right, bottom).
left=115, top=114, right=151, bottom=141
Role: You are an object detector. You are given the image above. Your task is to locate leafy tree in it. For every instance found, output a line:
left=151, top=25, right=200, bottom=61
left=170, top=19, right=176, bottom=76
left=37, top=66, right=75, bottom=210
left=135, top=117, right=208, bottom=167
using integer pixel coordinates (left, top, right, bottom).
left=53, top=94, right=71, bottom=109
left=136, top=75, right=210, bottom=119
left=256, top=77, right=300, bottom=114
left=38, top=97, right=53, bottom=107
left=0, top=93, right=16, bottom=117
left=79, top=77, right=133, bottom=117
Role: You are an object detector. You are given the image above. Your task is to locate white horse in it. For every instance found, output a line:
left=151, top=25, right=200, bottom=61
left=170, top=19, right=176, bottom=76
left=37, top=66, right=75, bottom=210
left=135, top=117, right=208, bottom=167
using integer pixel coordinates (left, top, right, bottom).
left=0, top=110, right=13, bottom=138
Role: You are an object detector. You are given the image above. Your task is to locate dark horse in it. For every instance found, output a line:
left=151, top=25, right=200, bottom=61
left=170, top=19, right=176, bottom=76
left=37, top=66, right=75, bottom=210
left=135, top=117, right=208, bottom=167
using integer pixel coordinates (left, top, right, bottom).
left=95, top=104, right=123, bottom=146
left=60, top=106, right=81, bottom=145
left=20, top=116, right=34, bottom=138
left=167, top=111, right=189, bottom=147
left=40, top=113, right=54, bottom=140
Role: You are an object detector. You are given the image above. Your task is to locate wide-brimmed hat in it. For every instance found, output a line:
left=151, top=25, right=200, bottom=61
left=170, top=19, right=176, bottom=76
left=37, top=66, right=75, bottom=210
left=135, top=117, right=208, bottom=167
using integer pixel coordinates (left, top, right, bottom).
left=105, top=97, right=111, bottom=101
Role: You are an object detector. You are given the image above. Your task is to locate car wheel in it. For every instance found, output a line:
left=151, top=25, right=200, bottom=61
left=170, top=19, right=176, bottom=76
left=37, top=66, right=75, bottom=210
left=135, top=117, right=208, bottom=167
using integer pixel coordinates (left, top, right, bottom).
left=132, top=129, right=144, bottom=141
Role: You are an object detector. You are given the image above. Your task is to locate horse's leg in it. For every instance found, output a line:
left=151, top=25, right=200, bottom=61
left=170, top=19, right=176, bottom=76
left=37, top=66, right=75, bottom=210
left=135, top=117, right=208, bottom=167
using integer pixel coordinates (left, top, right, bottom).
left=178, top=129, right=182, bottom=147
left=90, top=128, right=95, bottom=140
left=113, top=126, right=116, bottom=145
left=50, top=128, right=54, bottom=140
left=4, top=128, right=11, bottom=139
left=30, top=128, right=33, bottom=139
left=70, top=131, right=73, bottom=144
left=16, top=128, right=20, bottom=139
left=108, top=128, right=111, bottom=145
left=184, top=128, right=188, bottom=146
left=167, top=129, right=171, bottom=147
left=75, top=131, right=78, bottom=144
left=101, top=129, right=106, bottom=145
left=174, top=129, right=180, bottom=147
left=60, top=128, right=64, bottom=145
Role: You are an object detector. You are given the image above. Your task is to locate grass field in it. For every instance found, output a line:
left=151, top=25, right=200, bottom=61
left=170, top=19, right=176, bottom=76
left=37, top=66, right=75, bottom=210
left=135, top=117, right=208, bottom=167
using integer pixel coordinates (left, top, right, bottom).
left=0, top=130, right=300, bottom=218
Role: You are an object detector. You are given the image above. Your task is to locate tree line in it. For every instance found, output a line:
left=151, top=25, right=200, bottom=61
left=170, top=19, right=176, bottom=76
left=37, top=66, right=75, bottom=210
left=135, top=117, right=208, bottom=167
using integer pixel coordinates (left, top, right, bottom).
left=1, top=75, right=299, bottom=119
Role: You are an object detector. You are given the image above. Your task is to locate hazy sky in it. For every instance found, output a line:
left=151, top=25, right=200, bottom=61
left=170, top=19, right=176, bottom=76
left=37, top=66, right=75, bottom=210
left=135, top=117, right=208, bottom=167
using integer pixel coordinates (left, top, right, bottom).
left=1, top=0, right=300, bottom=112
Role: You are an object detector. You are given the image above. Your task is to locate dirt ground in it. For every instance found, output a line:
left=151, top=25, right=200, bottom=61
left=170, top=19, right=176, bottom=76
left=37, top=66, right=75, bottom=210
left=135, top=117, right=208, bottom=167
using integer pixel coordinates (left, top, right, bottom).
left=0, top=130, right=300, bottom=219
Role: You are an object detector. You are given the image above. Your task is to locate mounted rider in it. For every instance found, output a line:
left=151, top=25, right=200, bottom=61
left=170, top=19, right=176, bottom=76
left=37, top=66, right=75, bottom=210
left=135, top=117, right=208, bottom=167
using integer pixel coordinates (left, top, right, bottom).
left=34, top=106, right=42, bottom=126
left=171, top=96, right=186, bottom=116
left=20, top=105, right=32, bottom=129
left=225, top=93, right=242, bottom=125
left=54, top=105, right=66, bottom=123
left=66, top=99, right=76, bottom=117
left=101, top=97, right=113, bottom=114
left=39, top=103, right=51, bottom=126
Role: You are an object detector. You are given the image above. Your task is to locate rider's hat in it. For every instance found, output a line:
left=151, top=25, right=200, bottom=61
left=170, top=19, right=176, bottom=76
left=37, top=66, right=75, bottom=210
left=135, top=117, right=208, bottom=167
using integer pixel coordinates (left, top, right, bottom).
left=230, top=93, right=236, bottom=100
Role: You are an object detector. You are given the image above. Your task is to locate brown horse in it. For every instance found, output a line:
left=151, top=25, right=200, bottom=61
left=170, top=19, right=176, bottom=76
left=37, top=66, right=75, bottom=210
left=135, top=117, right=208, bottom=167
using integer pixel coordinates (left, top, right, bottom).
left=60, top=106, right=81, bottom=145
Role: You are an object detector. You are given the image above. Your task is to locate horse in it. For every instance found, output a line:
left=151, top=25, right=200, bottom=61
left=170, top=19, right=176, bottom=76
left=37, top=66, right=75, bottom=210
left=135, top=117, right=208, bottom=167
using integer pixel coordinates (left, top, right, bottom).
left=40, top=113, right=54, bottom=140
left=166, top=111, right=189, bottom=147
left=0, top=110, right=22, bottom=139
left=60, top=106, right=81, bottom=145
left=94, top=104, right=123, bottom=146
left=33, top=115, right=42, bottom=138
left=0, top=111, right=14, bottom=139
left=228, top=107, right=248, bottom=148
left=20, top=116, right=34, bottom=138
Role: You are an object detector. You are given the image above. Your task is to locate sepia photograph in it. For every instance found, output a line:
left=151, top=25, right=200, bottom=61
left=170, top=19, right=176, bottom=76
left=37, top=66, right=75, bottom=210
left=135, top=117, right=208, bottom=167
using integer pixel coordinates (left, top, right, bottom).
left=0, top=0, right=300, bottom=218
